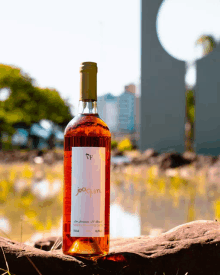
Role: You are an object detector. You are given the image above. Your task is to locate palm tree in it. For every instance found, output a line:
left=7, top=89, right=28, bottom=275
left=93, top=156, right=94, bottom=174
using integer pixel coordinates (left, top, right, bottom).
left=196, top=35, right=216, bottom=56
left=184, top=35, right=216, bottom=153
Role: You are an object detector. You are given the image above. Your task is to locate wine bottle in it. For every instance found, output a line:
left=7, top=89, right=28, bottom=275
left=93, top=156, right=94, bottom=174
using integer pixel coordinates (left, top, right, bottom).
left=63, top=62, right=111, bottom=257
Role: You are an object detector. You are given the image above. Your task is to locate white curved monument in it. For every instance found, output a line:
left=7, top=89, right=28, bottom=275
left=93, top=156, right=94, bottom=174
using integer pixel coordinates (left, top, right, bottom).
left=196, top=44, right=220, bottom=155
left=140, top=0, right=186, bottom=153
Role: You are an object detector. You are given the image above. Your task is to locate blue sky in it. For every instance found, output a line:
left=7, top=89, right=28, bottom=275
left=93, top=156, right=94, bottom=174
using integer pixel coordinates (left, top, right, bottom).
left=0, top=0, right=219, bottom=114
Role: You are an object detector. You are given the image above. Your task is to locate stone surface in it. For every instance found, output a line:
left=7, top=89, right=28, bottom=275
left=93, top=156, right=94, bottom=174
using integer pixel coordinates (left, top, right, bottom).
left=34, top=236, right=62, bottom=251
left=142, top=148, right=159, bottom=159
left=111, top=148, right=124, bottom=157
left=131, top=149, right=159, bottom=166
left=1, top=220, right=220, bottom=274
left=0, top=236, right=92, bottom=275
left=182, top=151, right=197, bottom=163
left=195, top=155, right=216, bottom=170
left=0, top=150, right=64, bottom=164
left=104, top=220, right=220, bottom=274
left=2, top=149, right=220, bottom=176
left=158, top=152, right=191, bottom=170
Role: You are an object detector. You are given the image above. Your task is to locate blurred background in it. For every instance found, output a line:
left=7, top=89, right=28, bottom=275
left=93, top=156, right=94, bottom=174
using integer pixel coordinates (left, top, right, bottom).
left=0, top=0, right=220, bottom=245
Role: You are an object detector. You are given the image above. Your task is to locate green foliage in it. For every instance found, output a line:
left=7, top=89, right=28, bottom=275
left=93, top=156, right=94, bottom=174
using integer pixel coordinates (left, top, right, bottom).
left=196, top=35, right=216, bottom=56
left=186, top=89, right=195, bottom=124
left=111, top=140, right=118, bottom=149
left=0, top=64, right=72, bottom=143
left=118, top=138, right=133, bottom=152
left=185, top=89, right=195, bottom=152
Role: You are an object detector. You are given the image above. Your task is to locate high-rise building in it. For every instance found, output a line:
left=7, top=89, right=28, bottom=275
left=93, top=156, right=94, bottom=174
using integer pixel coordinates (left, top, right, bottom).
left=135, top=95, right=140, bottom=141
left=97, top=93, right=118, bottom=132
left=125, top=84, right=136, bottom=94
left=98, top=84, right=139, bottom=137
left=117, top=85, right=136, bottom=133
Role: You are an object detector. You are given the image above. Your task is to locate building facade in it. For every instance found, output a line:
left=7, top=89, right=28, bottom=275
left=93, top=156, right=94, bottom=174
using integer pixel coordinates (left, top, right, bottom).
left=117, top=86, right=136, bottom=133
left=97, top=84, right=139, bottom=136
left=97, top=93, right=118, bottom=132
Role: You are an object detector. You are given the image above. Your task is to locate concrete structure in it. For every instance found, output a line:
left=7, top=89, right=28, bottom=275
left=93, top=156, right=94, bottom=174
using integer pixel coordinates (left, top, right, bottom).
left=196, top=43, right=220, bottom=155
left=135, top=96, right=141, bottom=141
left=140, top=0, right=186, bottom=153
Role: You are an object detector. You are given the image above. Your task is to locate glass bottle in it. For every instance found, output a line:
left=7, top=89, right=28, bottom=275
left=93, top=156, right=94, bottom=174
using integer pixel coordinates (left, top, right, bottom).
left=63, top=62, right=111, bottom=257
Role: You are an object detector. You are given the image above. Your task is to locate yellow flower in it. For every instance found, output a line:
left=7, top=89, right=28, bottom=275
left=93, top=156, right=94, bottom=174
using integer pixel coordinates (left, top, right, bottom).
left=0, top=180, right=9, bottom=201
left=118, top=138, right=132, bottom=152
left=214, top=200, right=220, bottom=220
left=22, top=165, right=33, bottom=178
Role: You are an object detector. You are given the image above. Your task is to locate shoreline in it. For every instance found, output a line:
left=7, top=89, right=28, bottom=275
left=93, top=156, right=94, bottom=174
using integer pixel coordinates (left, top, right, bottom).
left=0, top=149, right=220, bottom=184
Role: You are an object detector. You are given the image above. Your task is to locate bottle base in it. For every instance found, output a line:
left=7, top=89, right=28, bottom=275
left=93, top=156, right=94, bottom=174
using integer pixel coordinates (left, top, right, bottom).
left=62, top=237, right=109, bottom=259
left=62, top=250, right=108, bottom=260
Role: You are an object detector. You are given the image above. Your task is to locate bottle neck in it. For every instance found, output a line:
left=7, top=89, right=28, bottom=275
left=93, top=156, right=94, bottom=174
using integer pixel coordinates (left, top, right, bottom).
left=78, top=62, right=98, bottom=114
left=78, top=100, right=98, bottom=114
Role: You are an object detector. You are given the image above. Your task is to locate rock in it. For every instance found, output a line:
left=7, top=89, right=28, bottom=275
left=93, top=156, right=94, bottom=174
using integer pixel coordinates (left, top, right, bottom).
left=208, top=167, right=220, bottom=184
left=1, top=220, right=220, bottom=274
left=0, top=150, right=64, bottom=164
left=34, top=236, right=62, bottom=251
left=179, top=166, right=196, bottom=179
left=131, top=149, right=159, bottom=166
left=112, top=149, right=124, bottom=157
left=44, top=151, right=55, bottom=165
left=165, top=168, right=179, bottom=177
left=210, top=155, right=220, bottom=168
left=206, top=183, right=220, bottom=201
left=100, top=220, right=220, bottom=275
left=142, top=148, right=159, bottom=159
left=158, top=152, right=191, bottom=170
left=0, top=236, right=93, bottom=275
left=182, top=151, right=197, bottom=163
left=195, top=155, right=216, bottom=169
left=207, top=156, right=220, bottom=183
left=141, top=149, right=159, bottom=165
left=130, top=157, right=142, bottom=165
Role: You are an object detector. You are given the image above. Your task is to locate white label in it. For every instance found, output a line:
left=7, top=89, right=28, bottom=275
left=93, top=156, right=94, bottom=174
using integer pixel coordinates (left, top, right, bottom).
left=71, top=147, right=105, bottom=237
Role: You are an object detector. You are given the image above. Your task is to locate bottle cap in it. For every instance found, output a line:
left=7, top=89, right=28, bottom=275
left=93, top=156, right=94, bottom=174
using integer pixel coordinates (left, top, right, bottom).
left=80, top=62, right=98, bottom=73
left=79, top=62, right=98, bottom=101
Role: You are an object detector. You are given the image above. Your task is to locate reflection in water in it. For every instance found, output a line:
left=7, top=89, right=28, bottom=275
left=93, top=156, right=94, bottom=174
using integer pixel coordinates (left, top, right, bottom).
left=1, top=162, right=220, bottom=242
left=31, top=179, right=61, bottom=199
left=110, top=204, right=140, bottom=238
left=25, top=218, right=63, bottom=246
left=111, top=156, right=130, bottom=165
left=111, top=164, right=220, bottom=236
left=0, top=216, right=10, bottom=233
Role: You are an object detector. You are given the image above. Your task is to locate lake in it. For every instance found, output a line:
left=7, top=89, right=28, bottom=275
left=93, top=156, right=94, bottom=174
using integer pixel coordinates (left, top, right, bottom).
left=0, top=160, right=219, bottom=244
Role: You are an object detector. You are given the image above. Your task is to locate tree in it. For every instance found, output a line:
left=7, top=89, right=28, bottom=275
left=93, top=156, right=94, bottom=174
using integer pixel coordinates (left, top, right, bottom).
left=184, top=35, right=217, bottom=152
left=185, top=89, right=195, bottom=152
left=196, top=35, right=216, bottom=57
left=0, top=64, right=72, bottom=149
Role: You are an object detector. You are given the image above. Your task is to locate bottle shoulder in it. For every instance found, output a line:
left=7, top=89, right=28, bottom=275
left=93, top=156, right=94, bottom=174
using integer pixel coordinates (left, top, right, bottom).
left=64, top=114, right=111, bottom=137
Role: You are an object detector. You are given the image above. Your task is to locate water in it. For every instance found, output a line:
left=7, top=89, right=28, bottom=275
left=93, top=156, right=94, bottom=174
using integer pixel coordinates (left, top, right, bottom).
left=0, top=162, right=219, bottom=243
left=110, top=204, right=141, bottom=238
left=111, top=156, right=131, bottom=165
